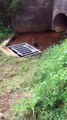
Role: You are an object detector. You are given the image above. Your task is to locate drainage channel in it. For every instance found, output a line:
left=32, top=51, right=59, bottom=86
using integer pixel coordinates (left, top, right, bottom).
left=0, top=32, right=63, bottom=57
left=8, top=43, right=41, bottom=57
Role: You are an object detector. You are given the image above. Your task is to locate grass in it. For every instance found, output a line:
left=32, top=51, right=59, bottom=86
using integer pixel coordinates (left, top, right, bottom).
left=0, top=39, right=67, bottom=120
left=0, top=21, right=12, bottom=41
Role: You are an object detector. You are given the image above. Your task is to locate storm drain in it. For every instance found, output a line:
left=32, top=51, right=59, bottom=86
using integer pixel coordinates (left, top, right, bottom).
left=8, top=43, right=41, bottom=57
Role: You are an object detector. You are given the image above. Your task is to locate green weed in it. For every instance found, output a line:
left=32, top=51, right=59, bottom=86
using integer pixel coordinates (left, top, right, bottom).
left=11, top=39, right=67, bottom=120
left=0, top=20, right=12, bottom=41
left=0, top=40, right=67, bottom=120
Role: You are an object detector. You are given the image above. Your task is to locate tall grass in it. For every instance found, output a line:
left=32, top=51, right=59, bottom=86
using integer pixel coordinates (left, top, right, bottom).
left=11, top=39, right=67, bottom=120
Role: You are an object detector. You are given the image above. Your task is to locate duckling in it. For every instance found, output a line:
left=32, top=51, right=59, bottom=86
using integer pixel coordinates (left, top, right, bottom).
left=32, top=38, right=39, bottom=48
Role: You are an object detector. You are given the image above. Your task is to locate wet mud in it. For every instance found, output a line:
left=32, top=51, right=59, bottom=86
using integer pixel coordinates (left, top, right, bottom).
left=9, top=31, right=63, bottom=51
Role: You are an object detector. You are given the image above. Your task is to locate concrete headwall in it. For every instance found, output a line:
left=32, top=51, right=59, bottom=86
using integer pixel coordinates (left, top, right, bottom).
left=12, top=0, right=54, bottom=33
left=52, top=0, right=67, bottom=32
left=53, top=0, right=67, bottom=20
left=0, top=0, right=67, bottom=33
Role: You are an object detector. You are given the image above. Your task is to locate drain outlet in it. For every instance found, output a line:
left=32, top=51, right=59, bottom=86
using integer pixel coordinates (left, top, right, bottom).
left=8, top=43, right=41, bottom=57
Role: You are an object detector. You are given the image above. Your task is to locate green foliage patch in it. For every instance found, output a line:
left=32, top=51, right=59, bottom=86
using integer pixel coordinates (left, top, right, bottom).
left=0, top=20, right=12, bottom=41
left=0, top=0, right=22, bottom=16
left=11, top=40, right=67, bottom=120
left=9, top=0, right=22, bottom=15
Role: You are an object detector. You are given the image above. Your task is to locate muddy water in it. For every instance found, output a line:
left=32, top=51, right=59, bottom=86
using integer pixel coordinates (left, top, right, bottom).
left=9, top=31, right=63, bottom=51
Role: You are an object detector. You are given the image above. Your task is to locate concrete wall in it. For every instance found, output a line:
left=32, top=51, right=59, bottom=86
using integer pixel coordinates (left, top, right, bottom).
left=52, top=0, right=67, bottom=31
left=0, top=0, right=67, bottom=33
left=12, top=0, right=54, bottom=33
left=53, top=0, right=67, bottom=21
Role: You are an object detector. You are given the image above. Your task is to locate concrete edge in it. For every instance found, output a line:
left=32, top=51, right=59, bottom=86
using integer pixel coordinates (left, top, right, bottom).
left=0, top=33, right=19, bottom=57
left=0, top=45, right=18, bottom=57
left=1, top=33, right=15, bottom=46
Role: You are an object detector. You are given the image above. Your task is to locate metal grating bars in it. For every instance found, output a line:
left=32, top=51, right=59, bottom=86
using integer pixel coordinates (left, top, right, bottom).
left=8, top=43, right=41, bottom=57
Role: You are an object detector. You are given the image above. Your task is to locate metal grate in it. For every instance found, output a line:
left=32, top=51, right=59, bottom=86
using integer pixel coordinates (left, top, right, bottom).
left=8, top=43, right=41, bottom=57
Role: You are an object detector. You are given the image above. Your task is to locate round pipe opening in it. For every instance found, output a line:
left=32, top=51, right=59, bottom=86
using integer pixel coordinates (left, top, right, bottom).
left=53, top=13, right=67, bottom=32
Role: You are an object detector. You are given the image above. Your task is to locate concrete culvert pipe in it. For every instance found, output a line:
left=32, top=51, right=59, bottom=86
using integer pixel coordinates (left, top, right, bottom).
left=53, top=13, right=67, bottom=32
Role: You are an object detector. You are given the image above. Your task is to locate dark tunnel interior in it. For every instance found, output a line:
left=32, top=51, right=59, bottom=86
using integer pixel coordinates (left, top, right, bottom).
left=53, top=13, right=67, bottom=32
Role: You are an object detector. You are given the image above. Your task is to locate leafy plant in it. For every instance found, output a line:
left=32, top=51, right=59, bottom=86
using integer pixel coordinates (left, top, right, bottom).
left=0, top=0, right=22, bottom=27
left=9, top=0, right=22, bottom=15
left=0, top=20, right=12, bottom=41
